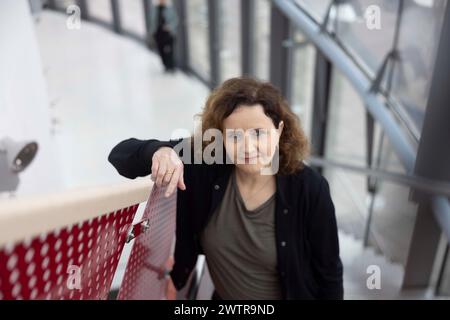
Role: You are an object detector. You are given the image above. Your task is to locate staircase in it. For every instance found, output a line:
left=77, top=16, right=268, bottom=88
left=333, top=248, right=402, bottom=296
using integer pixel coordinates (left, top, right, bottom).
left=339, top=230, right=441, bottom=299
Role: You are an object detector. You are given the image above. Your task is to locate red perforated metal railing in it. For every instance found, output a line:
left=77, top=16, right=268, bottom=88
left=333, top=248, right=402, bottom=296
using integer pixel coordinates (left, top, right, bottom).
left=0, top=183, right=177, bottom=300
left=118, top=186, right=176, bottom=300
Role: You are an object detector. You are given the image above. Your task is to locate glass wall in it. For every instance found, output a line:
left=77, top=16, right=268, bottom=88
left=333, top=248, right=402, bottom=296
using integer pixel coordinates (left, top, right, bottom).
left=296, top=0, right=447, bottom=135
left=323, top=68, right=418, bottom=263
left=186, top=0, right=210, bottom=81
left=323, top=69, right=368, bottom=239
left=88, top=0, right=113, bottom=24
left=219, top=0, right=242, bottom=82
left=367, top=130, right=418, bottom=264
left=254, top=0, right=271, bottom=81
left=295, top=0, right=333, bottom=22
left=335, top=0, right=399, bottom=74
left=290, top=30, right=316, bottom=138
left=389, top=0, right=447, bottom=131
left=118, top=0, right=146, bottom=38
left=325, top=70, right=367, bottom=167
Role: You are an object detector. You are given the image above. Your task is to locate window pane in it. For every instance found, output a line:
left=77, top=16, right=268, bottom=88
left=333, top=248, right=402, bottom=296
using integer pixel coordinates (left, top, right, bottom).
left=326, top=70, right=367, bottom=166
left=291, top=31, right=316, bottom=138
left=367, top=133, right=419, bottom=264
left=186, top=0, right=210, bottom=81
left=335, top=0, right=399, bottom=74
left=389, top=0, right=447, bottom=132
left=254, top=0, right=271, bottom=81
left=219, top=0, right=241, bottom=81
left=324, top=69, right=417, bottom=264
left=118, top=0, right=146, bottom=38
left=324, top=70, right=369, bottom=240
left=295, top=0, right=333, bottom=22
left=88, top=0, right=113, bottom=24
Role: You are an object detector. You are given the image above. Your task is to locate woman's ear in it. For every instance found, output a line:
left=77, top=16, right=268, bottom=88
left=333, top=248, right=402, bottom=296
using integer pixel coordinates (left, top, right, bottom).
left=278, top=121, right=284, bottom=134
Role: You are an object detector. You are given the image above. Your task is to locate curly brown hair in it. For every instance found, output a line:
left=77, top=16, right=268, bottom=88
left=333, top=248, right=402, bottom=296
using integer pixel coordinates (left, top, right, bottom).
left=192, top=77, right=309, bottom=175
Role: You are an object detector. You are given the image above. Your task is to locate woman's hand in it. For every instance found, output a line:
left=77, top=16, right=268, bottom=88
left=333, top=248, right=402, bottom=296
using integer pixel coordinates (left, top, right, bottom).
left=151, top=147, right=186, bottom=197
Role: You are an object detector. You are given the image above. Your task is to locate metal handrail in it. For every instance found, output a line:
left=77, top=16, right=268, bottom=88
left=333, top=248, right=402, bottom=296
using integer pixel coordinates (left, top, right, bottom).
left=308, top=156, right=450, bottom=198
left=0, top=178, right=153, bottom=246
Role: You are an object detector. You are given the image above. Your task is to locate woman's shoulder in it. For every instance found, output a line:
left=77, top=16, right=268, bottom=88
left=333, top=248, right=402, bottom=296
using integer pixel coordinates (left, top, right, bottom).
left=291, top=163, right=325, bottom=186
left=285, top=163, right=331, bottom=201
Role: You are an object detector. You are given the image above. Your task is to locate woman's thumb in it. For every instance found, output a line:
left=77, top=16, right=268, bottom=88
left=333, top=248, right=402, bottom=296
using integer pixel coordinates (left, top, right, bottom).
left=178, top=172, right=186, bottom=190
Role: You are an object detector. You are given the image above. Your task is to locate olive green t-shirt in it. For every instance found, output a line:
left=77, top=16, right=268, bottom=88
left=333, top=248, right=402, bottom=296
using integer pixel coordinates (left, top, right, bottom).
left=200, top=169, right=282, bottom=300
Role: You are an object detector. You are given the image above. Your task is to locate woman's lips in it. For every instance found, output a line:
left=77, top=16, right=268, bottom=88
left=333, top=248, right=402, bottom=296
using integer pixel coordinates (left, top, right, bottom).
left=237, top=155, right=259, bottom=163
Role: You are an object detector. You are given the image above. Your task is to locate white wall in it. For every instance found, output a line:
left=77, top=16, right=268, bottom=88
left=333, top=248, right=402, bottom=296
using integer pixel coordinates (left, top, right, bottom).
left=0, top=0, right=63, bottom=197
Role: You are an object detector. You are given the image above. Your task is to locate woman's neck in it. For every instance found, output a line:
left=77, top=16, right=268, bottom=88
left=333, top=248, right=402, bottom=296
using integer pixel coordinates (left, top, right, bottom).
left=234, top=167, right=275, bottom=189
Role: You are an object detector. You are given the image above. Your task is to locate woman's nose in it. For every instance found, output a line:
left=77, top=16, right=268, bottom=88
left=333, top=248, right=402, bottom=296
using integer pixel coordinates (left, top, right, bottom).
left=243, top=134, right=258, bottom=153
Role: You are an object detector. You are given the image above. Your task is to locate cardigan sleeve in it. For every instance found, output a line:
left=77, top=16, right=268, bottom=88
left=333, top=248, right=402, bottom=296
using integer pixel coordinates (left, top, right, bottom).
left=107, top=137, right=183, bottom=179
left=308, top=176, right=344, bottom=300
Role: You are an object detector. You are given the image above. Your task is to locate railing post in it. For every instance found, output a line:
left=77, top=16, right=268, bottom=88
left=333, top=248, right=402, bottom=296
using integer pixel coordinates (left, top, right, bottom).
left=207, top=0, right=221, bottom=89
left=173, top=0, right=189, bottom=71
left=111, top=0, right=122, bottom=34
left=403, top=1, right=450, bottom=290
left=143, top=0, right=152, bottom=35
left=77, top=0, right=89, bottom=20
left=310, top=51, right=332, bottom=174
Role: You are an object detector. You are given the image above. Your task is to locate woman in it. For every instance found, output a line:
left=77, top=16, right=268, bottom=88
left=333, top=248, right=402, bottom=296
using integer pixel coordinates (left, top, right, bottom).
left=149, top=0, right=178, bottom=72
left=108, top=77, right=343, bottom=300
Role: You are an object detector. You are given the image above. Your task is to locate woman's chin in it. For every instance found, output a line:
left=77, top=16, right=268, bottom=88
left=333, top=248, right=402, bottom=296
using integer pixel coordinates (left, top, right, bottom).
left=234, top=163, right=265, bottom=175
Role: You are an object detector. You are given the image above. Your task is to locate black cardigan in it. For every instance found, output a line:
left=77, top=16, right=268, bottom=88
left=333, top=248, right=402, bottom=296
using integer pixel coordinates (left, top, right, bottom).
left=108, top=137, right=344, bottom=300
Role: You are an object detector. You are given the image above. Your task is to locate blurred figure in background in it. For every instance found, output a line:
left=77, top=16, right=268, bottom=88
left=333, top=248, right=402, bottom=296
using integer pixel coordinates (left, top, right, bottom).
left=150, top=0, right=179, bottom=73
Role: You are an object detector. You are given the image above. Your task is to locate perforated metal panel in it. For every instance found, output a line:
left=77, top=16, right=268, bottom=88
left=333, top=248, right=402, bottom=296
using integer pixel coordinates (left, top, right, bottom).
left=0, top=205, right=139, bottom=300
left=117, top=186, right=177, bottom=300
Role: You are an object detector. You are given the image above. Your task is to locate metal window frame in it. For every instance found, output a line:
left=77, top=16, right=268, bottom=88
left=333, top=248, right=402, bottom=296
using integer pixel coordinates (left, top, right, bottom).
left=269, top=2, right=292, bottom=99
left=310, top=50, right=332, bottom=174
left=111, top=0, right=122, bottom=34
left=143, top=0, right=152, bottom=35
left=173, top=0, right=189, bottom=71
left=241, top=0, right=255, bottom=77
left=207, top=0, right=221, bottom=89
left=77, top=0, right=88, bottom=20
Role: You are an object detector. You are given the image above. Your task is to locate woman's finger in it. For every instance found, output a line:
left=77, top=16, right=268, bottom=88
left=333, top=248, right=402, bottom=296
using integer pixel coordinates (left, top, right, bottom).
left=155, top=161, right=167, bottom=187
left=165, top=167, right=181, bottom=197
left=163, top=167, right=175, bottom=184
left=151, top=158, right=159, bottom=182
left=177, top=166, right=186, bottom=190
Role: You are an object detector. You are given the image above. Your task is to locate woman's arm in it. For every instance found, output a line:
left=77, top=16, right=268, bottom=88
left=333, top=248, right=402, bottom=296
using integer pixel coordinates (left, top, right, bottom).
left=107, top=138, right=181, bottom=179
left=109, top=137, right=196, bottom=290
left=308, top=176, right=344, bottom=300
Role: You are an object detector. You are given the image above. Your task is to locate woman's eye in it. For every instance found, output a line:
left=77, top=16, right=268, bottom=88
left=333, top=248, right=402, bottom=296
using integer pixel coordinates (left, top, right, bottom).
left=226, top=129, right=268, bottom=140
left=254, top=129, right=267, bottom=136
left=228, top=132, right=242, bottom=140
